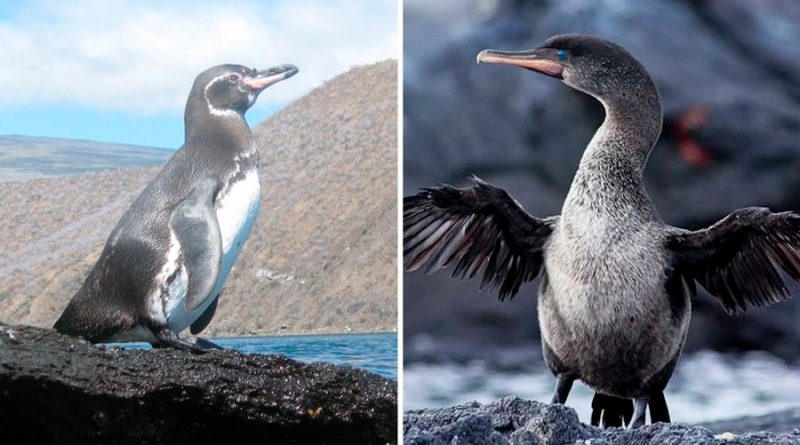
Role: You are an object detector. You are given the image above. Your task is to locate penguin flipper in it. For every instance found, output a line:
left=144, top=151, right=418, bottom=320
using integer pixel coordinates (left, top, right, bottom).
left=190, top=293, right=219, bottom=334
left=170, top=179, right=222, bottom=312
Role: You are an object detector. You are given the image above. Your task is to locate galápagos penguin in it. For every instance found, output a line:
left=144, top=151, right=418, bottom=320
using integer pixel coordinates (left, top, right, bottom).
left=54, top=63, right=298, bottom=352
left=404, top=34, right=800, bottom=428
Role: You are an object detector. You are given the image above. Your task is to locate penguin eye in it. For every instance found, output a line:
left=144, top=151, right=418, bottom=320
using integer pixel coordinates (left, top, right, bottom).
left=227, top=73, right=242, bottom=83
left=557, top=50, right=568, bottom=61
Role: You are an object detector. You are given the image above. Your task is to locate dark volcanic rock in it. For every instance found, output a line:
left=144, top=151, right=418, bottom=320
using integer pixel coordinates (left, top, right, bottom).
left=404, top=0, right=800, bottom=364
left=0, top=323, right=397, bottom=444
left=404, top=397, right=800, bottom=445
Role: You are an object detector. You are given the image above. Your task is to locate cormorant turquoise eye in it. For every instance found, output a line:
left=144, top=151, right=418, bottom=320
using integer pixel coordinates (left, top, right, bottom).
left=557, top=50, right=568, bottom=61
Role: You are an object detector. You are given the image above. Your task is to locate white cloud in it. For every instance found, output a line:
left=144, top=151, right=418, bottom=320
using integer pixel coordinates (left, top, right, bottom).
left=0, top=0, right=397, bottom=113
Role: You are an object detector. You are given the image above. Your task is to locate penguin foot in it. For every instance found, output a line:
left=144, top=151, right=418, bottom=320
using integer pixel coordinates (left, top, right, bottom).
left=153, top=329, right=221, bottom=353
left=193, top=337, right=224, bottom=351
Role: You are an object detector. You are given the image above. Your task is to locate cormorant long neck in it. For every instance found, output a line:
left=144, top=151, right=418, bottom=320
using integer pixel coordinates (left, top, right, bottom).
left=579, top=74, right=662, bottom=178
left=564, top=70, right=662, bottom=219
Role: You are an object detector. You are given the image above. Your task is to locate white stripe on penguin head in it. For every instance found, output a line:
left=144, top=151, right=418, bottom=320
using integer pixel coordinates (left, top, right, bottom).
left=203, top=73, right=240, bottom=118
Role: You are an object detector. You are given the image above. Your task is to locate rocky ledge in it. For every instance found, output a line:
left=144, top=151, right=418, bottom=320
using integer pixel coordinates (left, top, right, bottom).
left=0, top=323, right=396, bottom=444
left=404, top=397, right=800, bottom=445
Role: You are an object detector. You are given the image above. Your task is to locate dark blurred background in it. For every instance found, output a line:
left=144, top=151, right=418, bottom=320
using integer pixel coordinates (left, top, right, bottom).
left=403, top=0, right=800, bottom=406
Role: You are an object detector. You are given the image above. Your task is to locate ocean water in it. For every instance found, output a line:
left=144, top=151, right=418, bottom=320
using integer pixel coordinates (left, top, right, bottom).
left=405, top=351, right=800, bottom=423
left=104, top=332, right=397, bottom=380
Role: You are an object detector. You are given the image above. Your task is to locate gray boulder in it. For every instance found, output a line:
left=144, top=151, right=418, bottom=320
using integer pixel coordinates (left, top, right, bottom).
left=404, top=397, right=800, bottom=445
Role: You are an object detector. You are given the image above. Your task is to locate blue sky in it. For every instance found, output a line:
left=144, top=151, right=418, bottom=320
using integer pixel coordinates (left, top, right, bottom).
left=0, top=0, right=397, bottom=149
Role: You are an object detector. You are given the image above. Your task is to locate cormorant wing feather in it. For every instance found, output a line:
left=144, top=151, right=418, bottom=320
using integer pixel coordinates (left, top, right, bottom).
left=170, top=178, right=223, bottom=312
left=666, top=207, right=800, bottom=314
left=404, top=176, right=556, bottom=300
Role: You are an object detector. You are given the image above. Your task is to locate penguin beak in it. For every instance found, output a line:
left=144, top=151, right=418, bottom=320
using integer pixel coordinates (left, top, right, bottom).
left=243, top=64, right=299, bottom=90
left=477, top=48, right=564, bottom=79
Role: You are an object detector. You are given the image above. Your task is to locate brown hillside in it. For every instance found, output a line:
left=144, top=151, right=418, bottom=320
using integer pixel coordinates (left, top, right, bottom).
left=0, top=60, right=397, bottom=336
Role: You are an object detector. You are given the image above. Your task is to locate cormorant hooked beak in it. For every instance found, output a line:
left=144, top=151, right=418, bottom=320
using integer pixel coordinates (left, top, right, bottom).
left=477, top=48, right=564, bottom=79
left=243, top=64, right=299, bottom=90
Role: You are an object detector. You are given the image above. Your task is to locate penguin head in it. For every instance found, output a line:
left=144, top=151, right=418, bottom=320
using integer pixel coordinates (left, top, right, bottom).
left=477, top=34, right=653, bottom=104
left=196, top=63, right=299, bottom=116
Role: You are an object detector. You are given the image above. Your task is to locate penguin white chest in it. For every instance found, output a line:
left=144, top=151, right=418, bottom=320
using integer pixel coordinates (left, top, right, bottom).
left=213, top=167, right=261, bottom=300
left=160, top=169, right=261, bottom=334
left=216, top=168, right=261, bottom=255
